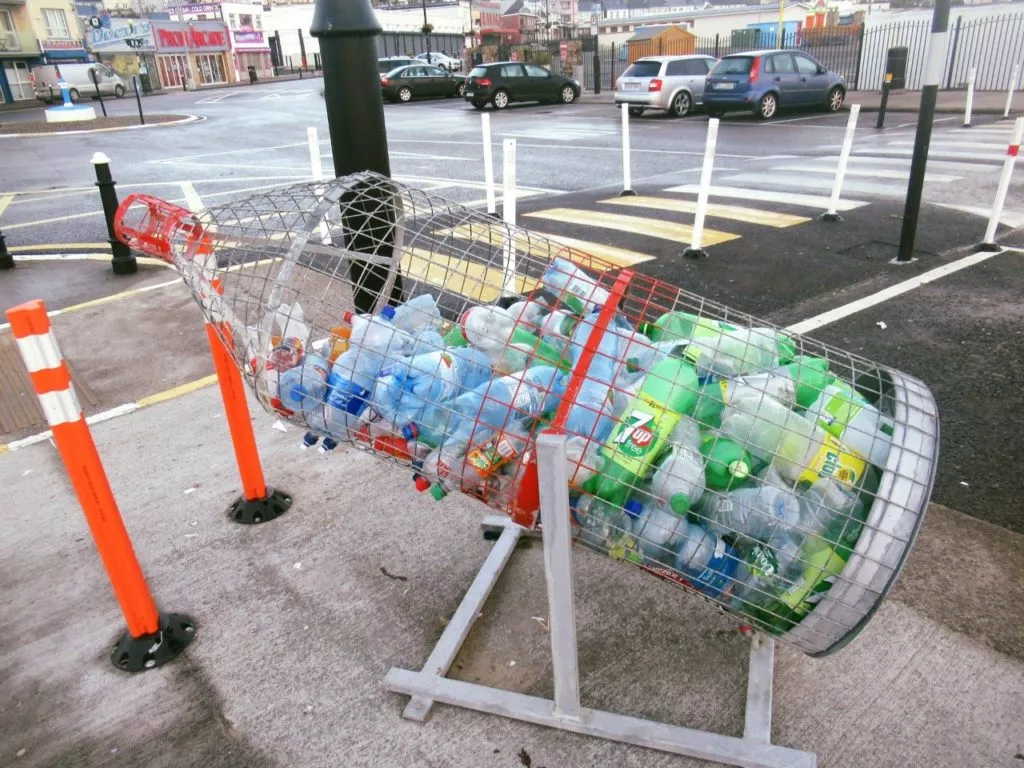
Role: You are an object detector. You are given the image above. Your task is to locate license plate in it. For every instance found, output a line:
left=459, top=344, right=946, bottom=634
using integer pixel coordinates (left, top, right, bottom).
left=465, top=91, right=474, bottom=97
left=623, top=82, right=640, bottom=90
left=714, top=82, right=736, bottom=90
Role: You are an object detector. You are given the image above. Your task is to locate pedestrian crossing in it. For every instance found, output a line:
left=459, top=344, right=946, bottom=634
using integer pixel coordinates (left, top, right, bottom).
left=496, top=122, right=616, bottom=142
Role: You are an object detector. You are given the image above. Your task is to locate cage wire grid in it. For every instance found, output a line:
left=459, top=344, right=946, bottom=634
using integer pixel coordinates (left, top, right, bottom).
left=115, top=172, right=939, bottom=657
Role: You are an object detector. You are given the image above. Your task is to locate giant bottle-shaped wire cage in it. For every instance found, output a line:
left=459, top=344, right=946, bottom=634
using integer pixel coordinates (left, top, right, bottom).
left=114, top=172, right=939, bottom=657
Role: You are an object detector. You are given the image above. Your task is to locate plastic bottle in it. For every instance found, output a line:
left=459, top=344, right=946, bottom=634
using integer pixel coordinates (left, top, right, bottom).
left=670, top=517, right=740, bottom=598
left=650, top=417, right=705, bottom=514
left=700, top=432, right=754, bottom=491
left=265, top=336, right=304, bottom=404
left=571, top=494, right=639, bottom=558
left=539, top=308, right=576, bottom=342
left=373, top=347, right=492, bottom=430
left=421, top=425, right=531, bottom=500
left=540, top=257, right=611, bottom=315
left=700, top=482, right=803, bottom=542
left=505, top=299, right=548, bottom=329
left=565, top=436, right=602, bottom=488
left=805, top=381, right=894, bottom=467
left=627, top=499, right=687, bottom=566
left=692, top=356, right=831, bottom=429
left=461, top=304, right=566, bottom=374
left=683, top=327, right=798, bottom=381
left=391, top=294, right=443, bottom=334
left=582, top=357, right=700, bottom=509
left=326, top=308, right=403, bottom=433
left=310, top=325, right=352, bottom=364
left=642, top=310, right=739, bottom=344
left=720, top=393, right=867, bottom=489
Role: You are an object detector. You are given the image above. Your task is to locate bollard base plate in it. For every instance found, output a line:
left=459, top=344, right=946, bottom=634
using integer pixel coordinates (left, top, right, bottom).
left=111, top=257, right=138, bottom=275
left=820, top=211, right=842, bottom=222
left=619, top=189, right=637, bottom=197
left=227, top=487, right=293, bottom=524
left=977, top=242, right=1002, bottom=252
left=111, top=612, right=196, bottom=672
left=0, top=253, right=13, bottom=270
left=682, top=247, right=708, bottom=259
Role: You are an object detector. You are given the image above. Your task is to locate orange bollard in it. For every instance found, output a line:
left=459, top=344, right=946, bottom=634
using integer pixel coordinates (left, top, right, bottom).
left=5, top=299, right=195, bottom=672
left=205, top=317, right=293, bottom=524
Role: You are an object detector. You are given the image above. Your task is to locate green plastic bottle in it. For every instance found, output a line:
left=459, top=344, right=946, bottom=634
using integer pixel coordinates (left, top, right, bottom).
left=643, top=311, right=738, bottom=344
left=691, top=355, right=831, bottom=430
left=583, top=357, right=700, bottom=508
left=700, top=433, right=753, bottom=491
left=443, top=324, right=468, bottom=347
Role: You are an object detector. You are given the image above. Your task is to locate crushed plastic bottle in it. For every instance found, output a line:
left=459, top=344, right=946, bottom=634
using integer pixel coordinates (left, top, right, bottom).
left=540, top=256, right=611, bottom=315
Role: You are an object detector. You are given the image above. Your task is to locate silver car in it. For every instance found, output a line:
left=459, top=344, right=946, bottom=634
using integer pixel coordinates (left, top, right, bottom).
left=614, top=55, right=717, bottom=118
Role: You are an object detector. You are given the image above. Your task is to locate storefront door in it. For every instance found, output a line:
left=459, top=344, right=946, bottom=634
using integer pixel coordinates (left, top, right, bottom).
left=3, top=62, right=33, bottom=100
left=158, top=54, right=190, bottom=88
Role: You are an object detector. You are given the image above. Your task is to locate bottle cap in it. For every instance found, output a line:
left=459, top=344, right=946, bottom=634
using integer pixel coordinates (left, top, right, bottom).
left=429, top=483, right=447, bottom=501
left=342, top=311, right=354, bottom=323
left=302, top=432, right=318, bottom=447
left=624, top=499, right=643, bottom=519
left=402, top=423, right=419, bottom=441
left=288, top=385, right=307, bottom=402
left=668, top=495, right=691, bottom=515
left=414, top=476, right=431, bottom=492
left=380, top=306, right=396, bottom=321
left=728, top=460, right=750, bottom=481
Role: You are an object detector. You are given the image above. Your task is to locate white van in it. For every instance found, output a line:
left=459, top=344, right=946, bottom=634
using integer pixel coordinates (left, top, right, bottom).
left=33, top=63, right=128, bottom=104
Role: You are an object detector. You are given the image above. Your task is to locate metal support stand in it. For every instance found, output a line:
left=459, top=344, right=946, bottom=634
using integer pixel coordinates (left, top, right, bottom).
left=385, top=432, right=816, bottom=768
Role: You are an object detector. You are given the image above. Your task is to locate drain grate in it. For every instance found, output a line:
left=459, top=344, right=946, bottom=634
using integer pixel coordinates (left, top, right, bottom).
left=0, top=331, right=98, bottom=437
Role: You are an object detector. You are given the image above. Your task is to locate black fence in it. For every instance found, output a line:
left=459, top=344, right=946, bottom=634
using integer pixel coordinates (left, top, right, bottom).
left=377, top=32, right=465, bottom=59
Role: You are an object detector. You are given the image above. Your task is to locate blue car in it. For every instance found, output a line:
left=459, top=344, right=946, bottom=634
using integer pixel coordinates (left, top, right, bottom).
left=703, top=50, right=846, bottom=120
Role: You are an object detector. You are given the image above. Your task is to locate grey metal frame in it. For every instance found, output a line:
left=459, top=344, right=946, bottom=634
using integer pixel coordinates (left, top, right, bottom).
left=384, top=431, right=818, bottom=768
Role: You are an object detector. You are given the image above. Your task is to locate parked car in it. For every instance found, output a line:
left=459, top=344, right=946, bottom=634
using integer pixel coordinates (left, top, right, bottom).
left=414, top=51, right=462, bottom=72
left=377, top=57, right=418, bottom=76
left=613, top=55, right=717, bottom=118
left=464, top=62, right=580, bottom=110
left=32, top=63, right=127, bottom=104
left=381, top=64, right=466, bottom=102
left=703, top=50, right=846, bottom=119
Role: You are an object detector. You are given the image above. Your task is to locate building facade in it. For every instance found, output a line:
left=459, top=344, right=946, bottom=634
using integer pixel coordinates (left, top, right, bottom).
left=151, top=18, right=231, bottom=88
left=85, top=16, right=161, bottom=90
left=0, top=0, right=41, bottom=102
left=219, top=1, right=271, bottom=81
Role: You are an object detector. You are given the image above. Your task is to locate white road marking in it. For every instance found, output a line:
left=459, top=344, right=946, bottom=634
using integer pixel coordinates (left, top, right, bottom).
left=786, top=248, right=1013, bottom=336
left=180, top=182, right=203, bottom=212
left=666, top=184, right=867, bottom=211
left=0, top=193, right=13, bottom=220
left=855, top=147, right=1005, bottom=162
left=770, top=164, right=961, bottom=182
left=722, top=172, right=908, bottom=197
left=933, top=203, right=1024, bottom=228
left=386, top=137, right=764, bottom=158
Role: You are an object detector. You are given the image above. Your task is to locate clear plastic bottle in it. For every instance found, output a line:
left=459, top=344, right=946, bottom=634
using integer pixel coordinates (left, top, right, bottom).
left=461, top=304, right=565, bottom=374
left=683, top=327, right=798, bottom=381
left=700, top=481, right=803, bottom=542
left=650, top=417, right=705, bottom=514
left=540, top=256, right=611, bottom=315
left=390, top=294, right=443, bottom=334
left=570, top=494, right=637, bottom=556
left=804, top=381, right=894, bottom=468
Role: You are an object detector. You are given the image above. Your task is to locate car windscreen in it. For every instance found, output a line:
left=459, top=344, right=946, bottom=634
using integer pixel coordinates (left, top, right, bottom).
left=622, top=61, right=661, bottom=78
left=711, top=56, right=754, bottom=75
left=469, top=66, right=488, bottom=78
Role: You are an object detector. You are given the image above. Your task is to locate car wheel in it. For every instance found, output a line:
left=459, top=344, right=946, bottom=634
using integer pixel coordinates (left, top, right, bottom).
left=68, top=88, right=80, bottom=104
left=670, top=90, right=692, bottom=118
left=114, top=84, right=126, bottom=98
left=398, top=86, right=413, bottom=103
left=492, top=89, right=510, bottom=109
left=560, top=85, right=576, bottom=104
left=756, top=92, right=777, bottom=120
left=628, top=106, right=644, bottom=116
left=826, top=85, right=845, bottom=112
left=457, top=82, right=466, bottom=98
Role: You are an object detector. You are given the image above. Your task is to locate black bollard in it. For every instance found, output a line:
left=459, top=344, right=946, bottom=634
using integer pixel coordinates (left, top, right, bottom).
left=876, top=73, right=892, bottom=130
left=91, top=153, right=137, bottom=275
left=0, top=229, right=12, bottom=270
left=593, top=54, right=601, bottom=95
left=312, top=0, right=403, bottom=314
left=133, top=76, right=145, bottom=125
left=90, top=68, right=107, bottom=118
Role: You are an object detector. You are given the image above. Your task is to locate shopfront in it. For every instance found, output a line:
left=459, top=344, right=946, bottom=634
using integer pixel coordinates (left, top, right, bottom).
left=86, top=18, right=160, bottom=92
left=151, top=19, right=232, bottom=89
left=230, top=29, right=272, bottom=81
left=1, top=3, right=41, bottom=103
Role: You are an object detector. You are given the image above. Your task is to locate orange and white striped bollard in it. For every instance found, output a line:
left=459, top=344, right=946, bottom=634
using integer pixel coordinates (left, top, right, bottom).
left=5, top=298, right=196, bottom=672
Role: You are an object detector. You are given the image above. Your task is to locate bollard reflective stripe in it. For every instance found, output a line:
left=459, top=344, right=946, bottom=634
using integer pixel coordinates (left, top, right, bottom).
left=5, top=298, right=161, bottom=639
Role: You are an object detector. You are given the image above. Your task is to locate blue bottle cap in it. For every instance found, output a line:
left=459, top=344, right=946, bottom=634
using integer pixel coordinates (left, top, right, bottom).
left=380, top=306, right=396, bottom=321
left=402, top=423, right=418, bottom=441
left=302, top=432, right=318, bottom=447
left=624, top=499, right=643, bottom=519
left=289, top=384, right=307, bottom=402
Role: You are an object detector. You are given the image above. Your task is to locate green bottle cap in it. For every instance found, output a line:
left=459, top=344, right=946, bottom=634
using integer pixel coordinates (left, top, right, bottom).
left=429, top=484, right=447, bottom=501
left=701, top=435, right=752, bottom=491
left=668, top=494, right=691, bottom=516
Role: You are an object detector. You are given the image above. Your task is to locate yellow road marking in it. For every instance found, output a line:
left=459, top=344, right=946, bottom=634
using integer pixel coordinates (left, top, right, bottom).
left=5, top=210, right=100, bottom=230
left=599, top=195, right=810, bottom=228
left=8, top=242, right=109, bottom=251
left=438, top=224, right=653, bottom=269
left=0, top=194, right=13, bottom=219
left=136, top=374, right=218, bottom=408
left=524, top=208, right=739, bottom=247
left=0, top=444, right=8, bottom=456
left=401, top=247, right=535, bottom=303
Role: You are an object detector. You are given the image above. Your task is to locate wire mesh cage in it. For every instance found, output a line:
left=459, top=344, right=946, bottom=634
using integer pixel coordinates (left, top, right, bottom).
left=114, top=171, right=939, bottom=657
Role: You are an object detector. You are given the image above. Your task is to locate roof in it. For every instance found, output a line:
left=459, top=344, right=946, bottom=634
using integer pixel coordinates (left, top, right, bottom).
left=597, top=1, right=812, bottom=27
left=627, top=23, right=688, bottom=41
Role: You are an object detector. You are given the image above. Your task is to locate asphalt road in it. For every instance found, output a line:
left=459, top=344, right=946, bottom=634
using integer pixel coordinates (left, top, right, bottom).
left=2, top=77, right=1024, bottom=536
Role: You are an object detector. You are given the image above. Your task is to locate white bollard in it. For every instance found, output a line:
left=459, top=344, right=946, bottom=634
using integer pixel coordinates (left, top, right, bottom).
left=620, top=104, right=635, bottom=197
left=501, top=138, right=517, bottom=296
left=1004, top=64, right=1020, bottom=120
left=482, top=113, right=497, bottom=215
left=963, top=67, right=976, bottom=128
left=683, top=117, right=719, bottom=259
left=980, top=117, right=1023, bottom=250
left=822, top=104, right=861, bottom=222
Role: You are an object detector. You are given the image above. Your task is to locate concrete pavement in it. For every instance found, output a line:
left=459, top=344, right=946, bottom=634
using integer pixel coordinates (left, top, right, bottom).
left=1, top=376, right=1023, bottom=768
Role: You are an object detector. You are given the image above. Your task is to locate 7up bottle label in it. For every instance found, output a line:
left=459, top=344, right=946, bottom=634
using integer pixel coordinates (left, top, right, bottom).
left=602, top=394, right=681, bottom=477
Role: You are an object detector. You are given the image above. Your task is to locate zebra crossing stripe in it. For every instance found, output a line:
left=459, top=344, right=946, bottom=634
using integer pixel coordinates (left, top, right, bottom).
left=722, top=172, right=907, bottom=197
left=437, top=224, right=653, bottom=268
left=666, top=185, right=867, bottom=212
left=524, top=208, right=739, bottom=246
left=400, top=247, right=536, bottom=304
left=770, top=164, right=962, bottom=183
left=597, top=194, right=810, bottom=228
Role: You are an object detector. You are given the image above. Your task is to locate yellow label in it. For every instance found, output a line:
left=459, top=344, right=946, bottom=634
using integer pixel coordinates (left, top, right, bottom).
left=601, top=392, right=680, bottom=476
left=797, top=434, right=866, bottom=488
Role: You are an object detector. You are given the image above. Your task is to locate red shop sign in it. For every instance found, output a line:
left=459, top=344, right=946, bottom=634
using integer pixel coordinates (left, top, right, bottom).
left=157, top=28, right=226, bottom=49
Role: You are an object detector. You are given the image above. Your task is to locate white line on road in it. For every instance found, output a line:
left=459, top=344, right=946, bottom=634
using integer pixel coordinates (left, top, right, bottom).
left=386, top=138, right=764, bottom=159
left=786, top=248, right=1014, bottom=336
left=180, top=182, right=203, bottom=212
left=0, top=193, right=13, bottom=220
left=770, top=164, right=961, bottom=182
left=665, top=184, right=867, bottom=211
